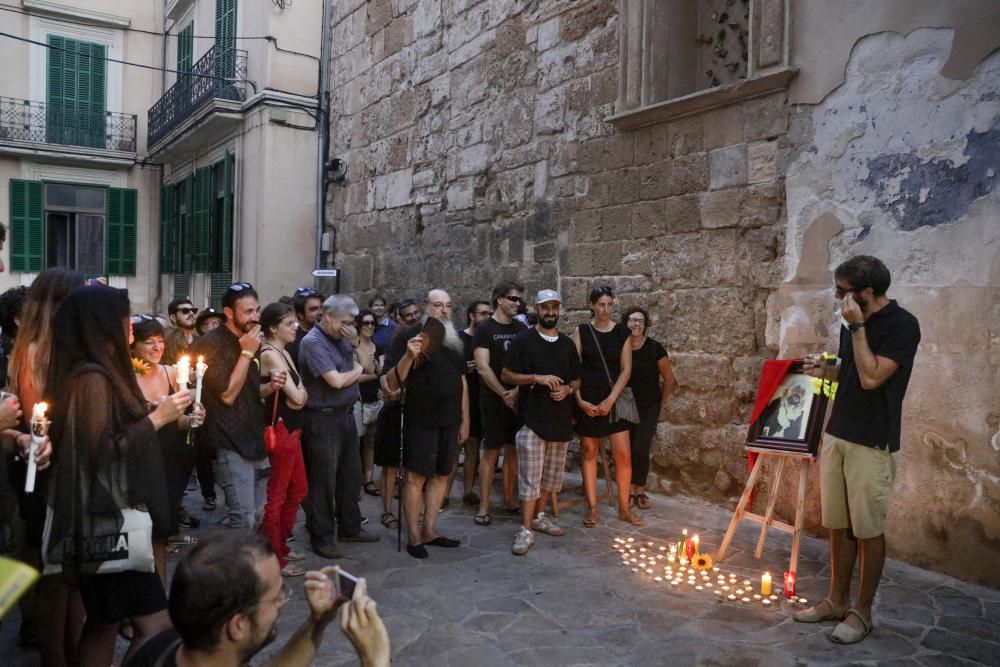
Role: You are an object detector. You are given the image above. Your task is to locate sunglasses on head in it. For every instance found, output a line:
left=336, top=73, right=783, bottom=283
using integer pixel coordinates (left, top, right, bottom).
left=294, top=287, right=318, bottom=297
left=228, top=282, right=254, bottom=292
left=131, top=314, right=156, bottom=324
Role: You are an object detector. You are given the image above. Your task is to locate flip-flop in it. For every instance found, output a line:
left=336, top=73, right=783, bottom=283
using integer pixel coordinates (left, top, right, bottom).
left=635, top=493, right=651, bottom=510
left=281, top=564, right=305, bottom=577
left=380, top=512, right=399, bottom=529
left=363, top=481, right=381, bottom=496
left=583, top=507, right=599, bottom=528
left=830, top=609, right=873, bottom=644
left=793, top=598, right=847, bottom=623
left=423, top=536, right=460, bottom=548
left=285, top=550, right=307, bottom=561
left=474, top=513, right=492, bottom=526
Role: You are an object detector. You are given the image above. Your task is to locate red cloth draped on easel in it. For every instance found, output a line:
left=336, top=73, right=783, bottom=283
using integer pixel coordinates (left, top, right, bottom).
left=746, top=359, right=796, bottom=511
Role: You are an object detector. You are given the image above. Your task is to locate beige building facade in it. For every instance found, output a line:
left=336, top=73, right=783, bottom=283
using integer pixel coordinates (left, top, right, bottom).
left=328, top=0, right=1000, bottom=586
left=0, top=0, right=325, bottom=311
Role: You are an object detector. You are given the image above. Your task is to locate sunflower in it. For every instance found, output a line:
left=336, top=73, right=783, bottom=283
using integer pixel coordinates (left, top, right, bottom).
left=692, top=553, right=713, bottom=570
left=131, top=357, right=151, bottom=376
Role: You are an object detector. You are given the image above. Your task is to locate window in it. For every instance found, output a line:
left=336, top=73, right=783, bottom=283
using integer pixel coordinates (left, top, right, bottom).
left=177, top=22, right=194, bottom=74
left=8, top=179, right=136, bottom=275
left=214, top=0, right=237, bottom=80
left=46, top=36, right=107, bottom=148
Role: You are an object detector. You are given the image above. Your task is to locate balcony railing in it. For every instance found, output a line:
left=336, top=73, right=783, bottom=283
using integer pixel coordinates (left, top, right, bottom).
left=148, top=45, right=248, bottom=146
left=0, top=96, right=137, bottom=152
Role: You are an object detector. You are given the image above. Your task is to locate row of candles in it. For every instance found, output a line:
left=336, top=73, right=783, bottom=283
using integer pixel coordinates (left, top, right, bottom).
left=22, top=355, right=209, bottom=494
left=613, top=534, right=805, bottom=609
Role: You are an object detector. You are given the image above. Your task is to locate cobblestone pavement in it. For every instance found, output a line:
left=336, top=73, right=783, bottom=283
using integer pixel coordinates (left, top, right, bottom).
left=4, top=479, right=999, bottom=665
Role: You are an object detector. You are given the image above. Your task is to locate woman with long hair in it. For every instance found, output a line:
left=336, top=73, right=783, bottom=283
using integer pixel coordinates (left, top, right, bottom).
left=130, top=315, right=205, bottom=584
left=621, top=306, right=677, bottom=510
left=571, top=286, right=642, bottom=528
left=258, top=302, right=309, bottom=577
left=356, top=308, right=383, bottom=496
left=6, top=267, right=85, bottom=666
left=44, top=286, right=192, bottom=666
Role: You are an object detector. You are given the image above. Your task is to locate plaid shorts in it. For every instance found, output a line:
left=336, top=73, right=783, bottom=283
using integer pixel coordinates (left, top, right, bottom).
left=515, top=426, right=569, bottom=502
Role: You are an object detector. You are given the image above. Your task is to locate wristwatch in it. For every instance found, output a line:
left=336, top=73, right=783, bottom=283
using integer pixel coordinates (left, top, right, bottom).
left=848, top=321, right=866, bottom=332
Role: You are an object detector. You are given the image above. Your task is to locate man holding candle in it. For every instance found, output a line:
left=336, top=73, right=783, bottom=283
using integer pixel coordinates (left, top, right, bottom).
left=794, top=256, right=920, bottom=644
left=191, top=283, right=277, bottom=531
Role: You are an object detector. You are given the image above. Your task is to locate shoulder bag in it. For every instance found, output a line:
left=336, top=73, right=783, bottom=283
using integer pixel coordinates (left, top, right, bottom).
left=588, top=324, right=640, bottom=424
left=264, top=391, right=281, bottom=453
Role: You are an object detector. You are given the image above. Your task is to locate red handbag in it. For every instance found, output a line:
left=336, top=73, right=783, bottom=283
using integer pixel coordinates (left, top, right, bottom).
left=263, top=392, right=280, bottom=453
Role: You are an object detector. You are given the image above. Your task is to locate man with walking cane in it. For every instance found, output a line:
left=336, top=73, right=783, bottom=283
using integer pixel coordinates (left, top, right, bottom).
left=385, top=289, right=469, bottom=559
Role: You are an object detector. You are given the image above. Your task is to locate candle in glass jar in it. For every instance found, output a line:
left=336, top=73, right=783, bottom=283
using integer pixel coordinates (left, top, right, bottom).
left=783, top=571, right=796, bottom=598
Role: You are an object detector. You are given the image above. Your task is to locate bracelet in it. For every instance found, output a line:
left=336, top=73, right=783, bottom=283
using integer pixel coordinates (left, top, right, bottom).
left=240, top=350, right=255, bottom=360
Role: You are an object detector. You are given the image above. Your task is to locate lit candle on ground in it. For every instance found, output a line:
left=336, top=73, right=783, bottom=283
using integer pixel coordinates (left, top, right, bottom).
left=799, top=598, right=808, bottom=605
left=654, top=576, right=662, bottom=582
left=176, top=356, right=191, bottom=386
left=742, top=597, right=751, bottom=603
left=753, top=594, right=761, bottom=600
left=693, top=534, right=700, bottom=554
left=763, top=599, right=772, bottom=606
left=761, top=572, right=772, bottom=596
left=706, top=582, right=713, bottom=588
left=695, top=585, right=703, bottom=590
left=728, top=594, right=737, bottom=600
left=743, top=580, right=751, bottom=586
left=784, top=571, right=797, bottom=598
left=25, top=402, right=48, bottom=493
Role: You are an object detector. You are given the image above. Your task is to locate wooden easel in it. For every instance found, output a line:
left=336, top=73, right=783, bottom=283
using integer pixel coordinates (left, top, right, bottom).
left=716, top=446, right=815, bottom=575
left=549, top=440, right=614, bottom=517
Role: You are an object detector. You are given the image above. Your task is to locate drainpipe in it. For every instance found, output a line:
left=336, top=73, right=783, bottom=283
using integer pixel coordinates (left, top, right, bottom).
left=314, top=0, right=334, bottom=288
left=154, top=0, right=169, bottom=313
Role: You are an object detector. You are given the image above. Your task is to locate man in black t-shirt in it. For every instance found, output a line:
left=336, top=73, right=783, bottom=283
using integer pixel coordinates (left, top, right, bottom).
left=473, top=281, right=527, bottom=525
left=794, top=256, right=920, bottom=645
left=450, top=300, right=492, bottom=506
left=501, top=290, right=581, bottom=556
left=385, top=289, right=469, bottom=559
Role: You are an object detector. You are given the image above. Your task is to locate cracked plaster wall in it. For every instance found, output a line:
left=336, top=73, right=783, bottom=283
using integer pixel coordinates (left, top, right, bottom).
left=779, top=28, right=1000, bottom=587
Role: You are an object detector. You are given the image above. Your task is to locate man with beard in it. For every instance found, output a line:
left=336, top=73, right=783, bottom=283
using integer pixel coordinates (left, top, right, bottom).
left=298, top=295, right=380, bottom=559
left=501, top=290, right=581, bottom=555
left=192, top=283, right=275, bottom=530
left=385, top=289, right=469, bottom=559
left=473, top=281, right=527, bottom=526
left=759, top=381, right=809, bottom=440
left=794, top=256, right=920, bottom=644
left=126, top=531, right=391, bottom=667
left=287, top=287, right=325, bottom=364
left=163, top=297, right=198, bottom=364
left=451, top=300, right=491, bottom=506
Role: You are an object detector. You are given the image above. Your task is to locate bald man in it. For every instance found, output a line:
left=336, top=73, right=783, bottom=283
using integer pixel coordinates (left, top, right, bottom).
left=385, top=289, right=470, bottom=559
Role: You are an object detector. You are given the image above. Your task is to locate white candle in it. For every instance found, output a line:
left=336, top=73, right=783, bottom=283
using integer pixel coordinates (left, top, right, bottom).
left=176, top=355, right=191, bottom=386
left=194, top=356, right=207, bottom=405
left=25, top=402, right=48, bottom=493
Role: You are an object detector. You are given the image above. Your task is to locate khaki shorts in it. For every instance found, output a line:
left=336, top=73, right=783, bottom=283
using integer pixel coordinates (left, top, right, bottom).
left=820, top=434, right=896, bottom=539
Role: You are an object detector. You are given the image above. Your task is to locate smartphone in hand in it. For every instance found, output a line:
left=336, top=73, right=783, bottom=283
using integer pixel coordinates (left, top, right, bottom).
left=336, top=568, right=358, bottom=600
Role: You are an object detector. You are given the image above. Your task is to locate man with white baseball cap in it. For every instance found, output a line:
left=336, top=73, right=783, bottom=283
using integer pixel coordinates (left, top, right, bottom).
left=500, top=289, right=581, bottom=555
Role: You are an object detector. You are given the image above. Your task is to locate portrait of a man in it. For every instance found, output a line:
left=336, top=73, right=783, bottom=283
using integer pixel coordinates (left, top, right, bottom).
left=758, top=374, right=814, bottom=441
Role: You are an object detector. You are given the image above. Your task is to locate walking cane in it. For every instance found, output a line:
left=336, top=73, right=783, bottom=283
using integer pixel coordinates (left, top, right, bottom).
left=397, top=384, right=405, bottom=553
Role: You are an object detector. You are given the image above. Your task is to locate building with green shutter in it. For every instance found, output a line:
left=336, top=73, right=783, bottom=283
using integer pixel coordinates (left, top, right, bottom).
left=1, top=0, right=325, bottom=311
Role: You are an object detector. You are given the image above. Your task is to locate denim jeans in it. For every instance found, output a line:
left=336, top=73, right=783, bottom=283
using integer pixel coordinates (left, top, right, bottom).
left=215, top=447, right=270, bottom=530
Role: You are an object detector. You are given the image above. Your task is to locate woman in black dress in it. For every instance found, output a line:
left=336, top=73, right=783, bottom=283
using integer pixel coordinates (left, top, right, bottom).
left=571, top=286, right=642, bottom=527
left=622, top=306, right=677, bottom=510
left=43, top=286, right=192, bottom=666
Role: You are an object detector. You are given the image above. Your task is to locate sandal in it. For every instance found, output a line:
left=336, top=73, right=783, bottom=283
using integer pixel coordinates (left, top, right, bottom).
left=793, top=598, right=847, bottom=624
left=474, top=513, right=492, bottom=526
left=618, top=510, right=645, bottom=527
left=281, top=564, right=306, bottom=577
left=583, top=507, right=599, bottom=528
left=363, top=481, right=380, bottom=496
left=831, top=609, right=873, bottom=644
left=635, top=493, right=651, bottom=510
left=285, top=550, right=306, bottom=561
left=380, top=512, right=399, bottom=529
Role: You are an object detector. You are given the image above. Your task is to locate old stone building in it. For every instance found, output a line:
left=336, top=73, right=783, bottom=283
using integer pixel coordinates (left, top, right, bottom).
left=327, top=0, right=1000, bottom=586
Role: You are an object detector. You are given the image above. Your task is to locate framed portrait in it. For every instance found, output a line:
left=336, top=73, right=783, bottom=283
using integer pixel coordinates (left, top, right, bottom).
left=745, top=361, right=830, bottom=456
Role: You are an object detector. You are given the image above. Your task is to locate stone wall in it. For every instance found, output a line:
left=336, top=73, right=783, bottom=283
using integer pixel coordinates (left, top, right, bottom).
left=328, top=1, right=1000, bottom=586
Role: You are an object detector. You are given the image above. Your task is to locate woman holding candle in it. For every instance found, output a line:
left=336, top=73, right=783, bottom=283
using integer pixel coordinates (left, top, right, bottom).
left=621, top=306, right=677, bottom=510
left=130, top=315, right=205, bottom=581
left=44, top=285, right=194, bottom=666
left=571, top=286, right=642, bottom=527
left=258, top=302, right=310, bottom=577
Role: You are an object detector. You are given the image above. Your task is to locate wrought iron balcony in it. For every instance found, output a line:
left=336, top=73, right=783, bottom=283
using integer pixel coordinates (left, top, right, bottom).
left=0, top=95, right=137, bottom=152
left=148, top=45, right=248, bottom=146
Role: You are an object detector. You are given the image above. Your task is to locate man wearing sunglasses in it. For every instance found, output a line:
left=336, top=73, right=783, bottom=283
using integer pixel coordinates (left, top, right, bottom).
left=795, top=256, right=920, bottom=645
left=164, top=297, right=198, bottom=365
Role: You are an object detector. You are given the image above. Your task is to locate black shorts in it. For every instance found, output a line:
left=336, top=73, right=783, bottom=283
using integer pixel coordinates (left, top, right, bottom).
left=479, top=393, right=521, bottom=449
left=404, top=424, right=459, bottom=478
left=373, top=402, right=401, bottom=468
left=78, top=571, right=168, bottom=624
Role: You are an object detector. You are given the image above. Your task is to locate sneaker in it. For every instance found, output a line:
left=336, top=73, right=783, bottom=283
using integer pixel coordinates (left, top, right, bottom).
left=177, top=508, right=200, bottom=528
left=340, top=530, right=380, bottom=543
left=512, top=526, right=534, bottom=556
left=531, top=512, right=565, bottom=537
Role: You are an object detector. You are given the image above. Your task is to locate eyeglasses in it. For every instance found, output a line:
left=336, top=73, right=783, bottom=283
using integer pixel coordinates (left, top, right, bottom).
left=131, top=314, right=156, bottom=324
left=258, top=582, right=293, bottom=608
left=294, top=287, right=318, bottom=297
left=174, top=307, right=198, bottom=315
left=627, top=317, right=646, bottom=324
left=504, top=295, right=522, bottom=304
left=475, top=310, right=492, bottom=317
left=834, top=284, right=865, bottom=298
left=430, top=302, right=452, bottom=309
left=228, top=282, right=254, bottom=292
left=359, top=320, right=376, bottom=326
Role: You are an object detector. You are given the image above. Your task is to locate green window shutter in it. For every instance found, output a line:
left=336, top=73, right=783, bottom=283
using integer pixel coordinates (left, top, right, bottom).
left=210, top=271, right=232, bottom=310
left=159, top=184, right=176, bottom=273
left=107, top=187, right=137, bottom=275
left=177, top=23, right=193, bottom=73
left=216, top=151, right=234, bottom=272
left=46, top=36, right=106, bottom=148
left=8, top=179, right=44, bottom=273
left=174, top=274, right=191, bottom=300
left=214, top=0, right=237, bottom=80
left=191, top=166, right=213, bottom=271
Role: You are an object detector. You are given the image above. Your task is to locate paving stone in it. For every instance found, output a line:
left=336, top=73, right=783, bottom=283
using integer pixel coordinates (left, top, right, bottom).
left=921, top=628, right=1000, bottom=664
left=935, top=594, right=984, bottom=618
left=937, top=615, right=1000, bottom=642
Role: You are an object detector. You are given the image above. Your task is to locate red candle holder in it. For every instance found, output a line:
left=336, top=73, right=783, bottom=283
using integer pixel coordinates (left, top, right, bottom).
left=685, top=539, right=696, bottom=561
left=783, top=571, right=796, bottom=598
